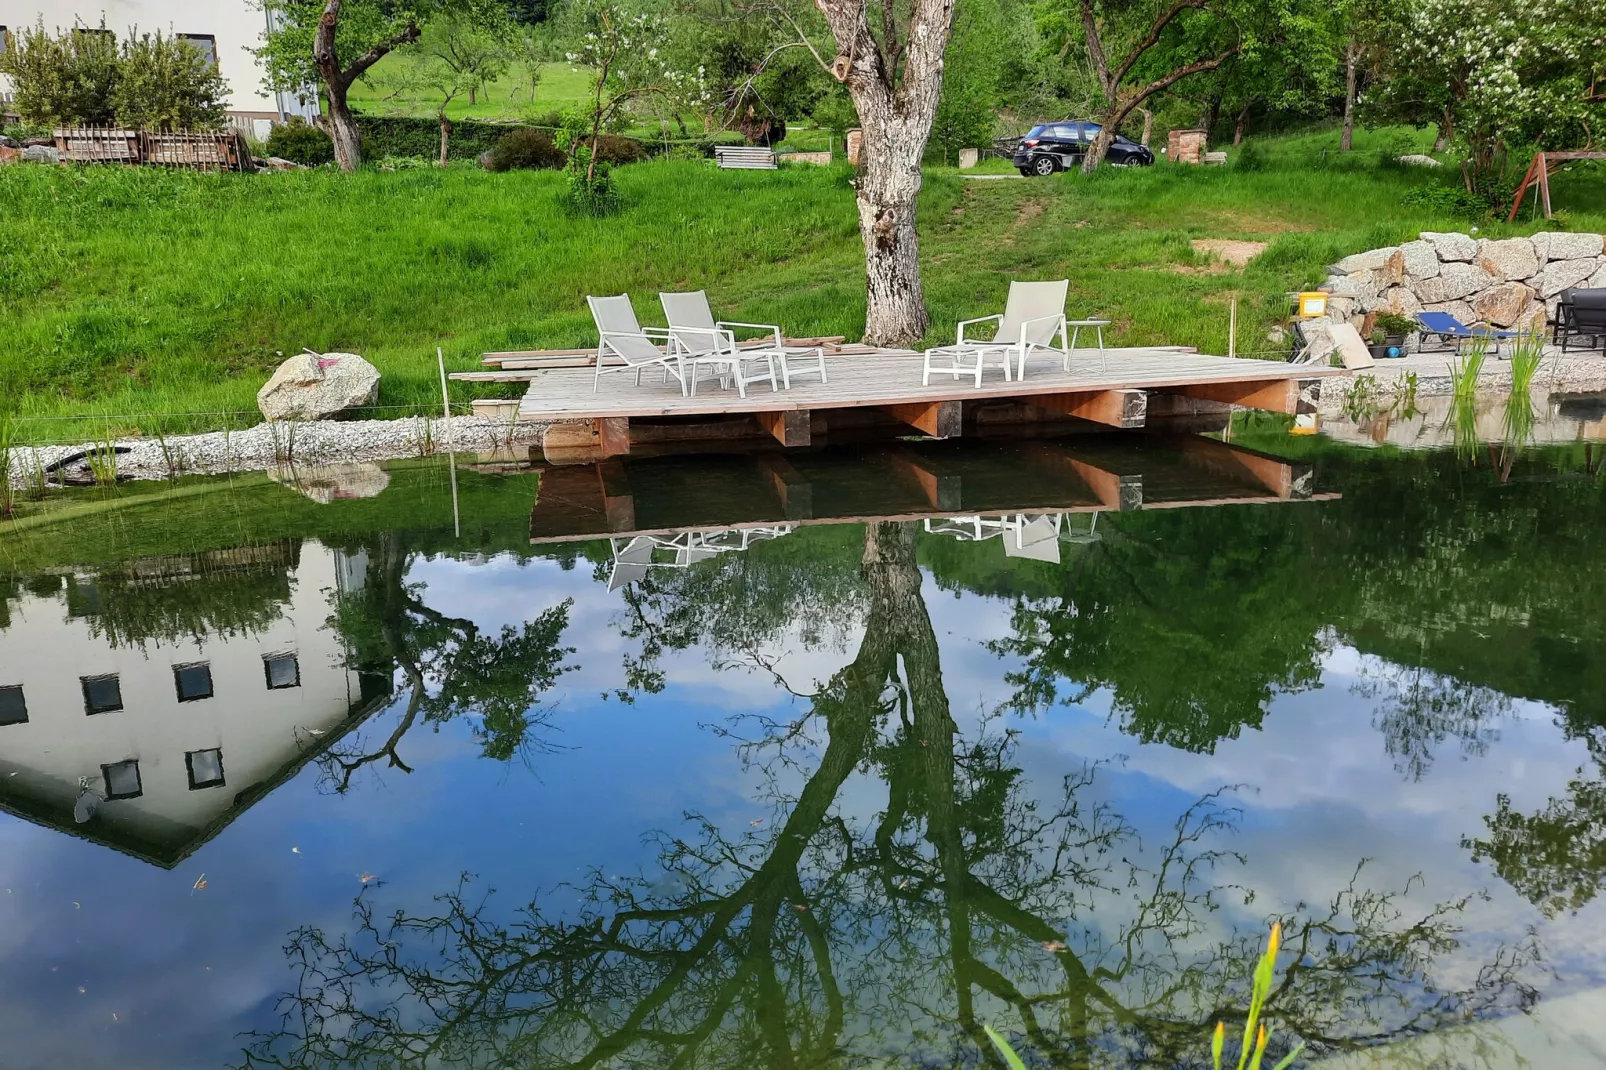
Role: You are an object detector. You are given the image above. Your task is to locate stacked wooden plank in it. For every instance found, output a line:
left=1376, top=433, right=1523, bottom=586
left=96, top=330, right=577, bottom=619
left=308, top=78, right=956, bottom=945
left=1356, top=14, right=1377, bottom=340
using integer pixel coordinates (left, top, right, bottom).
left=452, top=337, right=858, bottom=383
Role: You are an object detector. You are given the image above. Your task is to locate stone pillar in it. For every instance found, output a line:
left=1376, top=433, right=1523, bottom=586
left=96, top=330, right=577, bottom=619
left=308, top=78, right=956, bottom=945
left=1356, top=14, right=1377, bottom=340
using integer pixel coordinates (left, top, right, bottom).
left=1167, top=129, right=1207, bottom=165
left=846, top=128, right=863, bottom=167
left=958, top=147, right=979, bottom=169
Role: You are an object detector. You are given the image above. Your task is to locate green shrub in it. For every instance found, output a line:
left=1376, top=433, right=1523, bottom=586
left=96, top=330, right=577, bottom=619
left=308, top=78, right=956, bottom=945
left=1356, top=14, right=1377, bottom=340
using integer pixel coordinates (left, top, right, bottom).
left=1399, top=182, right=1488, bottom=219
left=357, top=115, right=541, bottom=161
left=266, top=118, right=334, bottom=166
left=484, top=129, right=566, bottom=172
left=113, top=31, right=228, bottom=131
left=1231, top=139, right=1267, bottom=172
left=591, top=134, right=647, bottom=166
left=0, top=17, right=121, bottom=127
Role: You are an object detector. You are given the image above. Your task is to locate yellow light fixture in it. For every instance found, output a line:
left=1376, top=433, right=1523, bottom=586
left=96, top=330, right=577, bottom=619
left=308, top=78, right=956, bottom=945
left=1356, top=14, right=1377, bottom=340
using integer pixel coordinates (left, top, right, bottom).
left=1296, top=292, right=1328, bottom=318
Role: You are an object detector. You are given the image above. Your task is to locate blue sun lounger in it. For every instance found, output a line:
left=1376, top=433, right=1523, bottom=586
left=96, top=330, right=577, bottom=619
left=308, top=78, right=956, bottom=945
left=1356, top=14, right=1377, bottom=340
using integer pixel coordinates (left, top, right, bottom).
left=1415, top=311, right=1520, bottom=356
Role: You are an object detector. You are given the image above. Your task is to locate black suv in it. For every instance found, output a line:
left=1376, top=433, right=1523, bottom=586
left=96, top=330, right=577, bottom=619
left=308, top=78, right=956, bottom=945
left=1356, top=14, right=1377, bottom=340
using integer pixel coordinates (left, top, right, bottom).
left=1011, top=121, right=1155, bottom=175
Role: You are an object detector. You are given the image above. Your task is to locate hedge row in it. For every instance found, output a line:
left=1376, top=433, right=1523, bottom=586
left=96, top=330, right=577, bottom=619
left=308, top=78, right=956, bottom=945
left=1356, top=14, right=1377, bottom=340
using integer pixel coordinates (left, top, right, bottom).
left=352, top=113, right=749, bottom=162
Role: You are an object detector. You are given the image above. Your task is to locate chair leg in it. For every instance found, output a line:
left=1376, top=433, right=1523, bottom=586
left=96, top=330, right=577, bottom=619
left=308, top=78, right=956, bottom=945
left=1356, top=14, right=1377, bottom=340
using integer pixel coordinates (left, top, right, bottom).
left=1097, top=328, right=1107, bottom=374
left=818, top=351, right=828, bottom=385
left=779, top=355, right=791, bottom=390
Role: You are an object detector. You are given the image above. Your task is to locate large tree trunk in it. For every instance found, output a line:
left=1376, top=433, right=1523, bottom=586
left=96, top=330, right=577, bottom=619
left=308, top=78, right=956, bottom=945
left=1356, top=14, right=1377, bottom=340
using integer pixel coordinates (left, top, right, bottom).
left=1233, top=100, right=1251, bottom=146
left=1138, top=106, right=1153, bottom=147
left=323, top=85, right=363, bottom=172
left=855, top=108, right=932, bottom=345
left=311, top=0, right=420, bottom=173
left=439, top=115, right=452, bottom=167
left=1200, top=95, right=1220, bottom=137
left=813, top=0, right=956, bottom=347
left=1340, top=43, right=1359, bottom=152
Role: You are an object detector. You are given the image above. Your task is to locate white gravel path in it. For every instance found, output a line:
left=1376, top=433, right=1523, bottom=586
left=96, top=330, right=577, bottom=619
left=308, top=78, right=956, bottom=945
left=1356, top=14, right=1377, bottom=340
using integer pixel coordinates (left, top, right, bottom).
left=4, top=415, right=548, bottom=488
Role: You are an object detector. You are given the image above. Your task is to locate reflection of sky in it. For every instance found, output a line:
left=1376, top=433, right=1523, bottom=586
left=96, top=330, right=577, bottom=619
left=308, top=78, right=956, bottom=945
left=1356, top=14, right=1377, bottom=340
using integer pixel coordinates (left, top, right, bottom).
left=0, top=544, right=1600, bottom=1068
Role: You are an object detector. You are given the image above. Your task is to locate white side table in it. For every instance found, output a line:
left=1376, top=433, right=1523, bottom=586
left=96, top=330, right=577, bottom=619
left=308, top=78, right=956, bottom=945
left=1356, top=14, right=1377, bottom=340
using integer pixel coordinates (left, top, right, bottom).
left=1065, top=319, right=1110, bottom=373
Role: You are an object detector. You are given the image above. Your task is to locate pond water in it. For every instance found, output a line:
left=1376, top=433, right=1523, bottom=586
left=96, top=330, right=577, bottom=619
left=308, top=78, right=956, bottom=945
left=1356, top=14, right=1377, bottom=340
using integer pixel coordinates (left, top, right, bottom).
left=2, top=430, right=1605, bottom=1069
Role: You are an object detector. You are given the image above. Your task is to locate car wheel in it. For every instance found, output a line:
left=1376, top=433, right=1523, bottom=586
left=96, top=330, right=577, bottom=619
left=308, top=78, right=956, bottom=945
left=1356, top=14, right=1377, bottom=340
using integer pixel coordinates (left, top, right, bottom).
left=1018, top=168, right=1032, bottom=177
left=1032, top=156, right=1059, bottom=177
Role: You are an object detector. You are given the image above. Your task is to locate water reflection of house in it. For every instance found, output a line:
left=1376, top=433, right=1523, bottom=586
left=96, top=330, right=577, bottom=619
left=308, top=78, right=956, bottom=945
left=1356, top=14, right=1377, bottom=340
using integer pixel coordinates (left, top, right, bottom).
left=0, top=539, right=390, bottom=868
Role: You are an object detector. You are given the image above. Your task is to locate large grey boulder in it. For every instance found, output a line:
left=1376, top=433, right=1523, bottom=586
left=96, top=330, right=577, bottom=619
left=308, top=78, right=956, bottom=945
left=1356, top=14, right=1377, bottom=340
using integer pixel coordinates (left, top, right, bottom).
left=1397, top=154, right=1442, bottom=168
left=1422, top=299, right=1476, bottom=324
left=1437, top=261, right=1494, bottom=301
left=1533, top=231, right=1604, bottom=263
left=1471, top=281, right=1534, bottom=327
left=1537, top=258, right=1599, bottom=298
left=257, top=351, right=381, bottom=421
left=1380, top=286, right=1423, bottom=314
left=1475, top=237, right=1539, bottom=282
left=1420, top=231, right=1478, bottom=261
left=21, top=145, right=60, bottom=164
left=1400, top=239, right=1440, bottom=279
left=1335, top=246, right=1398, bottom=274
left=1588, top=263, right=1606, bottom=290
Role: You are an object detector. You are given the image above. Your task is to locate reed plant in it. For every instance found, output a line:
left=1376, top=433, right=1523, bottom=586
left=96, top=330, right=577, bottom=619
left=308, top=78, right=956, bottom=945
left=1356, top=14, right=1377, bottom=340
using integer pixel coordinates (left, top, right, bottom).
left=86, top=433, right=121, bottom=486
left=0, top=414, right=15, bottom=518
left=1501, top=329, right=1546, bottom=448
left=985, top=925, right=1304, bottom=1070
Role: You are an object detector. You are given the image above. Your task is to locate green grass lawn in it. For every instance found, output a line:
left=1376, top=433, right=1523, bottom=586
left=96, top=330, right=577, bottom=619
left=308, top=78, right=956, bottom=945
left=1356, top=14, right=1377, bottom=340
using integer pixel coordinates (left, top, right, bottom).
left=348, top=58, right=597, bottom=121
left=4, top=126, right=1604, bottom=444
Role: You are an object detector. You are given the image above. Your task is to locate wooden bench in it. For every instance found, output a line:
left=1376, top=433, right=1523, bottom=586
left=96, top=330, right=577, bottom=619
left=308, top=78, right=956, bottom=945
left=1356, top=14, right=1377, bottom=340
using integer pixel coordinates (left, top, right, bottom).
left=714, top=146, right=778, bottom=170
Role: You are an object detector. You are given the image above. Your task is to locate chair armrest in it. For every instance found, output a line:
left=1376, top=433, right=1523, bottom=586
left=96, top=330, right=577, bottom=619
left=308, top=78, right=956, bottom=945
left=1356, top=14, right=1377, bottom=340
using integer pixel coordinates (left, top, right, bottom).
left=717, top=320, right=783, bottom=346
left=958, top=314, right=1002, bottom=345
left=1018, top=312, right=1066, bottom=346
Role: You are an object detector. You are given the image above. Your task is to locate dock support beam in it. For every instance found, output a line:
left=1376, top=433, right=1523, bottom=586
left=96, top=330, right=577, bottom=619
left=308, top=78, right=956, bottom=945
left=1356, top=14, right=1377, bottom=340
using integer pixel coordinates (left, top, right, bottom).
left=597, top=461, right=635, bottom=531
left=1033, top=389, right=1148, bottom=428
left=881, top=401, right=962, bottom=438
left=1161, top=379, right=1318, bottom=415
left=595, top=417, right=630, bottom=458
left=755, top=409, right=812, bottom=448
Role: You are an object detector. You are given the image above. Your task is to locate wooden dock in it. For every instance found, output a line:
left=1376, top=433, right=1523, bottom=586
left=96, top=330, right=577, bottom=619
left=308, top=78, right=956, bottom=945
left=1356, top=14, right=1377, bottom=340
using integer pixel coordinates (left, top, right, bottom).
left=457, top=345, right=1342, bottom=458
left=527, top=434, right=1337, bottom=544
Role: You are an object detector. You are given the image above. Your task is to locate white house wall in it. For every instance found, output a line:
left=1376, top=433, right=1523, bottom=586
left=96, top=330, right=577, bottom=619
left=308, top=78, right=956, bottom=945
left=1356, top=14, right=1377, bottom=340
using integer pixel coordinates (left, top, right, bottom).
left=0, top=541, right=365, bottom=856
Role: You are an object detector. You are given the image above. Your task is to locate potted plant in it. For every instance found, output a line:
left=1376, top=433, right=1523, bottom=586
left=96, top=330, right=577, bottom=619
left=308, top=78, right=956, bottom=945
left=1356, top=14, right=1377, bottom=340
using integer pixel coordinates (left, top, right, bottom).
left=1368, top=311, right=1417, bottom=359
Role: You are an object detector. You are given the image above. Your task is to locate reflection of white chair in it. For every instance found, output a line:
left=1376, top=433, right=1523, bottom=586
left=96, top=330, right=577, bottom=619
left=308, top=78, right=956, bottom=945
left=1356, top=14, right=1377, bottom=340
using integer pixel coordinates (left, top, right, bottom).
left=607, top=536, right=656, bottom=590
left=1003, top=515, right=1063, bottom=563
left=606, top=526, right=798, bottom=589
left=923, top=512, right=1103, bottom=564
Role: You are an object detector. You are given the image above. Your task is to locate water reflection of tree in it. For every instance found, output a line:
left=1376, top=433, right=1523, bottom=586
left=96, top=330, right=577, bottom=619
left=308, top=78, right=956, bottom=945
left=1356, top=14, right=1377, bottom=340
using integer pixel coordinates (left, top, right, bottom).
left=989, top=509, right=1328, bottom=753
left=1352, top=661, right=1511, bottom=781
left=320, top=532, right=575, bottom=790
left=245, top=523, right=1538, bottom=1070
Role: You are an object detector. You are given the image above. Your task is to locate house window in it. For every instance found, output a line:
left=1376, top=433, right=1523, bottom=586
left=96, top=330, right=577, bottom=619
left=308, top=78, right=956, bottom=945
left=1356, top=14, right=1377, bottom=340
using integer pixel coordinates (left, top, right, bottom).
left=185, top=748, right=226, bottom=790
left=81, top=674, right=123, bottom=715
left=0, top=27, right=10, bottom=56
left=179, top=33, right=217, bottom=67
left=102, top=759, right=142, bottom=800
left=264, top=653, right=301, bottom=690
left=174, top=663, right=214, bottom=703
left=0, top=685, right=26, bottom=726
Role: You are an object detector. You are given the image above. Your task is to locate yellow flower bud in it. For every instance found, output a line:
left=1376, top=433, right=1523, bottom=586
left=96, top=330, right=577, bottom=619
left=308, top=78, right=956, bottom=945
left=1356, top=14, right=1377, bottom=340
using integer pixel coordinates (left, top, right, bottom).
left=1267, top=921, right=1281, bottom=956
left=1211, top=1021, right=1226, bottom=1066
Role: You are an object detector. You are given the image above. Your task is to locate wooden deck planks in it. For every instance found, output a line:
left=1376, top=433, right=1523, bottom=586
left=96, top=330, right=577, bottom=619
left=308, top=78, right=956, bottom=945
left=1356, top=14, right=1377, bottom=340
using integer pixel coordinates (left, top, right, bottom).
left=514, top=347, right=1340, bottom=422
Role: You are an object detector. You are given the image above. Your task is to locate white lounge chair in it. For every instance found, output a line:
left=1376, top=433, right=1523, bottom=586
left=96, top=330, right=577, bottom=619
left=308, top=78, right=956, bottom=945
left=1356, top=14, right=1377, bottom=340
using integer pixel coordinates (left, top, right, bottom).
left=661, top=290, right=827, bottom=390
left=589, top=294, right=685, bottom=394
left=658, top=291, right=779, bottom=398
left=923, top=280, right=1077, bottom=386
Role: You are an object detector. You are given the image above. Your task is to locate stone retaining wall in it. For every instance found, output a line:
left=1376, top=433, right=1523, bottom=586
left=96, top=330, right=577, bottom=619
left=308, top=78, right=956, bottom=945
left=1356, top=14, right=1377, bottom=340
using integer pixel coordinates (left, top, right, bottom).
left=1317, top=230, right=1606, bottom=333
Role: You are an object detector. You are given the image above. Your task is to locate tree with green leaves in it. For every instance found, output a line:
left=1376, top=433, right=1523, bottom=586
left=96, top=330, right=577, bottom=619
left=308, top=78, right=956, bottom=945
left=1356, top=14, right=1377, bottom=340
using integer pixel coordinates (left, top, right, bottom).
left=0, top=18, right=123, bottom=127
left=929, top=0, right=1005, bottom=164
left=257, top=0, right=507, bottom=171
left=113, top=30, right=230, bottom=131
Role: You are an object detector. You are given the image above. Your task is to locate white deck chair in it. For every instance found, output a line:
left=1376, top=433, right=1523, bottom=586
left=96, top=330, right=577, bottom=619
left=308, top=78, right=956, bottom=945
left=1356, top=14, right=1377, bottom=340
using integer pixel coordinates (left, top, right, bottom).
left=589, top=295, right=685, bottom=394
left=924, top=280, right=1076, bottom=387
left=661, top=290, right=827, bottom=391
left=658, top=291, right=778, bottom=399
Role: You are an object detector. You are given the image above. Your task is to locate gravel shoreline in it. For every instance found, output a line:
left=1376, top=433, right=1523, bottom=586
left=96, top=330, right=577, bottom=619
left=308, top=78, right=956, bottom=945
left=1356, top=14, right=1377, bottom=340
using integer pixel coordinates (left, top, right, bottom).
left=4, top=415, right=549, bottom=489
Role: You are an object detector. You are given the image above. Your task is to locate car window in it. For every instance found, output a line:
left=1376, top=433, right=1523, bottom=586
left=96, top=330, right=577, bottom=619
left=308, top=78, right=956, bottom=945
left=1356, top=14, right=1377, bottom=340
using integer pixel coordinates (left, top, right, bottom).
left=1045, top=124, right=1078, bottom=140
left=1025, top=125, right=1050, bottom=138
left=1081, top=124, right=1102, bottom=142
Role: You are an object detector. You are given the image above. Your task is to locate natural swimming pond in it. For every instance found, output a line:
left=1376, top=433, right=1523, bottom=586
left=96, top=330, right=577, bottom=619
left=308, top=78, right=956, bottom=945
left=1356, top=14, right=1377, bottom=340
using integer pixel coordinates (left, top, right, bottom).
left=2, top=429, right=1605, bottom=1069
